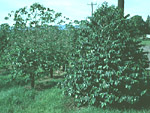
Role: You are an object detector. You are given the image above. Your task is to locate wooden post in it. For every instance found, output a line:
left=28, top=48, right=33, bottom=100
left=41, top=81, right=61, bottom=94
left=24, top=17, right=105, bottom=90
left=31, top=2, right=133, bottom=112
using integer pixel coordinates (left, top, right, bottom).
left=118, top=0, right=124, bottom=15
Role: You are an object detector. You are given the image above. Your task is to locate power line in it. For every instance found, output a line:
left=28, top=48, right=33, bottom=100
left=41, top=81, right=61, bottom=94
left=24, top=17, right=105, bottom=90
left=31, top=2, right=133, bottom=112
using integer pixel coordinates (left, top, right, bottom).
left=87, top=2, right=97, bottom=16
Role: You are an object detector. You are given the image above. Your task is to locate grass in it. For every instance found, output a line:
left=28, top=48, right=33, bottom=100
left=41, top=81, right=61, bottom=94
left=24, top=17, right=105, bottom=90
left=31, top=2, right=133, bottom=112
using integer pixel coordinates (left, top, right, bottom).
left=142, top=39, right=150, bottom=46
left=1, top=86, right=150, bottom=113
left=1, top=71, right=150, bottom=113
left=0, top=75, right=71, bottom=113
left=0, top=87, right=70, bottom=113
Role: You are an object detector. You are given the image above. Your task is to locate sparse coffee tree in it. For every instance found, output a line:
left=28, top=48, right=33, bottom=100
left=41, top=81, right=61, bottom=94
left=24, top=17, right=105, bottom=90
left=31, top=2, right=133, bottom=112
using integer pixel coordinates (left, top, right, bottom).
left=5, top=3, right=70, bottom=88
left=62, top=3, right=150, bottom=108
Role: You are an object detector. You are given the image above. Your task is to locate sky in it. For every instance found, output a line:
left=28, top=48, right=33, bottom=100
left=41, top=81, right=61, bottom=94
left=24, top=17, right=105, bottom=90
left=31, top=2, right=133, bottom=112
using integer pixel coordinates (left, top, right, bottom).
left=0, top=0, right=150, bottom=25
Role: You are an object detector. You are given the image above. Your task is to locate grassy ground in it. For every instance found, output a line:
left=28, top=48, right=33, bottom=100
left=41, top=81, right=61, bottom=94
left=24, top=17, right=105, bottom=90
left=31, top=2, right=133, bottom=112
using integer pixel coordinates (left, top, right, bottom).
left=1, top=73, right=150, bottom=113
left=142, top=39, right=150, bottom=46
left=0, top=74, right=70, bottom=113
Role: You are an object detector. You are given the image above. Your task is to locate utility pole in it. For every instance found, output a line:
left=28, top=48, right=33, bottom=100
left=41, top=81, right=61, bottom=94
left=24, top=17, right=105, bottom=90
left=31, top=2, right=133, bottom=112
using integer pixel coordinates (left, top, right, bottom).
left=88, top=2, right=97, bottom=16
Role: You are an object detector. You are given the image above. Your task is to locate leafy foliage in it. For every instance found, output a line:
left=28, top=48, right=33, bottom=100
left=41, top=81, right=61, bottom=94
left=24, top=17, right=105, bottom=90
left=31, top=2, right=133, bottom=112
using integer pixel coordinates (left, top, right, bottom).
left=129, top=15, right=147, bottom=37
left=0, top=23, right=11, bottom=69
left=0, top=23, right=10, bottom=53
left=61, top=3, right=150, bottom=108
left=5, top=3, right=73, bottom=88
left=146, top=15, right=150, bottom=34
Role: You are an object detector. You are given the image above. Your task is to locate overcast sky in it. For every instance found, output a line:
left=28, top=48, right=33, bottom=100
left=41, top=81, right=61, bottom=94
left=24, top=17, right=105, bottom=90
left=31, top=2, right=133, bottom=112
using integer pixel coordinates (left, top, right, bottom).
left=0, top=0, right=150, bottom=25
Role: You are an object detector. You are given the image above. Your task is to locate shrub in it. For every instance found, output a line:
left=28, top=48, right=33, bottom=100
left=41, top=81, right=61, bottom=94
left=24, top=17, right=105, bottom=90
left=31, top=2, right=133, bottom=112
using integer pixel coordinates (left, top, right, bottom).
left=62, top=3, right=150, bottom=108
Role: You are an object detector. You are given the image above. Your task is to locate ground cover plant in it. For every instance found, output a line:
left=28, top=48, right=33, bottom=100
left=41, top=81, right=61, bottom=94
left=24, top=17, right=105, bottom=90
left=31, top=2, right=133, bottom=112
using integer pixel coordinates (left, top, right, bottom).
left=0, top=74, right=70, bottom=113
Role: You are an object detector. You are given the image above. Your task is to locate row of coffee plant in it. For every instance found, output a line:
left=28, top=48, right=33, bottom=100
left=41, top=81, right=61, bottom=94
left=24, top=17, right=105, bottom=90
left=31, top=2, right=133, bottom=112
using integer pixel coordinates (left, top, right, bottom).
left=1, top=3, right=76, bottom=88
left=1, top=2, right=150, bottom=108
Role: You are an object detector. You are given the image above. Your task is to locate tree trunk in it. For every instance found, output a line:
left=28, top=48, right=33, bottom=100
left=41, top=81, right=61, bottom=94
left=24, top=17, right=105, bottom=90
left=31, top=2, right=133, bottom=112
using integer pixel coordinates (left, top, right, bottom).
left=62, top=65, right=66, bottom=72
left=30, top=74, right=35, bottom=88
left=118, top=0, right=124, bottom=15
left=50, top=67, right=53, bottom=78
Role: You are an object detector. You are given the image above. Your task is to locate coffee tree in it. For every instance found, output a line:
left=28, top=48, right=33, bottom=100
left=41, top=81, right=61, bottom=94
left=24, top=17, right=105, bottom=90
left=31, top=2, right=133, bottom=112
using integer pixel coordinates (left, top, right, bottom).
left=5, top=3, right=70, bottom=88
left=0, top=24, right=11, bottom=69
left=0, top=24, right=10, bottom=53
left=62, top=3, right=150, bottom=108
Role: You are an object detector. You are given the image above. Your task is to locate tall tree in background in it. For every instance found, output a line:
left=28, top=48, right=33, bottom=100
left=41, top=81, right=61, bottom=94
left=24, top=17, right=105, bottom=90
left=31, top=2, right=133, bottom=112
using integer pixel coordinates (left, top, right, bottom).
left=118, top=0, right=124, bottom=15
left=129, top=15, right=146, bottom=37
left=146, top=15, right=150, bottom=34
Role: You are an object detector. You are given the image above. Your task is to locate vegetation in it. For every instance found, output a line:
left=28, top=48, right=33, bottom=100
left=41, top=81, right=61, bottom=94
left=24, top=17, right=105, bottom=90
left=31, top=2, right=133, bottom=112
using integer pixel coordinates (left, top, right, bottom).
left=0, top=2, right=150, bottom=113
left=4, top=3, right=73, bottom=88
left=1, top=74, right=150, bottom=113
left=61, top=3, right=150, bottom=108
left=142, top=40, right=150, bottom=46
left=0, top=23, right=11, bottom=69
left=146, top=15, right=150, bottom=34
left=129, top=15, right=147, bottom=37
left=0, top=74, right=69, bottom=113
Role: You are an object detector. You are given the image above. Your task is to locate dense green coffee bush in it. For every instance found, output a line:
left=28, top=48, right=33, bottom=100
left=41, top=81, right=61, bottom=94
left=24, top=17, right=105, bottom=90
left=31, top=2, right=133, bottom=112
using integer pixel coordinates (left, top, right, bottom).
left=62, top=3, right=150, bottom=108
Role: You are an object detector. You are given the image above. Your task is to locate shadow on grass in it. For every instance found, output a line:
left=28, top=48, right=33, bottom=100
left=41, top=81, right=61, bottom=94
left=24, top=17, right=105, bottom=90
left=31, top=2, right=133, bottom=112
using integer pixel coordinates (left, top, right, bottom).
left=35, top=76, right=64, bottom=91
left=0, top=74, right=15, bottom=90
left=109, top=96, right=150, bottom=111
left=35, top=81, right=58, bottom=90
